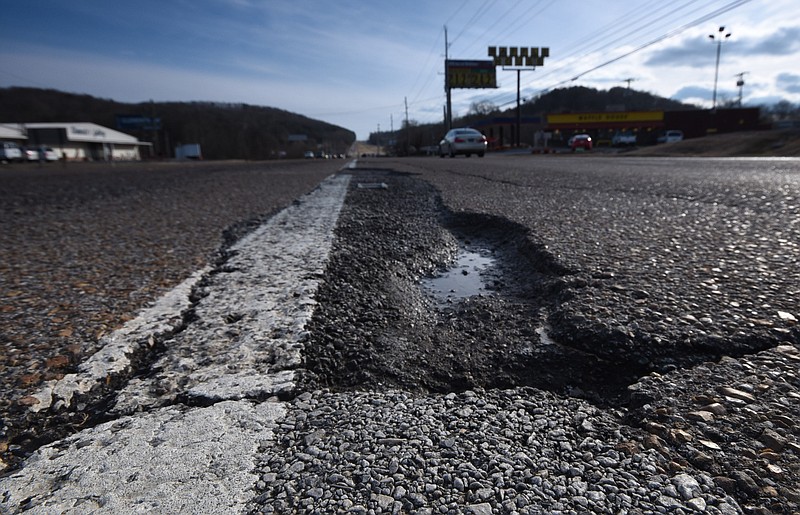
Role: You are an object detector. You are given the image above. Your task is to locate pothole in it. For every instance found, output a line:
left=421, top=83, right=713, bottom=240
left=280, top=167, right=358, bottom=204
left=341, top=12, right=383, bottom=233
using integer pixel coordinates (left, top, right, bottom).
left=303, top=171, right=649, bottom=407
left=421, top=245, right=497, bottom=306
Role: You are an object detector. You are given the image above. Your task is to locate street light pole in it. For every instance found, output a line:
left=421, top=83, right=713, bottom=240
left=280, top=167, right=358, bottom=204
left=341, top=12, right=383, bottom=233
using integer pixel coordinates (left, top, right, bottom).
left=709, top=26, right=731, bottom=111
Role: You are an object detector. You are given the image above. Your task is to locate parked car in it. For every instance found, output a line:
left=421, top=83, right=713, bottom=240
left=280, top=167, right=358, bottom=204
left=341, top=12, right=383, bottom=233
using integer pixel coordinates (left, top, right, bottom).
left=611, top=131, right=637, bottom=146
left=39, top=147, right=59, bottom=161
left=439, top=128, right=487, bottom=158
left=22, top=147, right=39, bottom=161
left=0, top=142, right=23, bottom=162
left=657, top=130, right=684, bottom=143
left=21, top=146, right=58, bottom=162
left=303, top=150, right=315, bottom=159
left=569, top=134, right=593, bottom=151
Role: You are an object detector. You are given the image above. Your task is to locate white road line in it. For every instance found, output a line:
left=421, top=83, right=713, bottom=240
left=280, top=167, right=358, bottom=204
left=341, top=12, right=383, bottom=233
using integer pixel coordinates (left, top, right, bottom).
left=2, top=173, right=351, bottom=514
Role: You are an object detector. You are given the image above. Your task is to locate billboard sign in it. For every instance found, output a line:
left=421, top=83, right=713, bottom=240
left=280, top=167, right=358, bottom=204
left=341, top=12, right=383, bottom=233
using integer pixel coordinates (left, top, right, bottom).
left=116, top=115, right=161, bottom=131
left=446, top=60, right=497, bottom=89
left=547, top=111, right=664, bottom=125
left=488, top=47, right=549, bottom=67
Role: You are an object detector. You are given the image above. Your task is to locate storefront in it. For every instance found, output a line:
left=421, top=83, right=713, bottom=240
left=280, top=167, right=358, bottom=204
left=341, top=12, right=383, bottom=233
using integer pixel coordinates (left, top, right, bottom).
left=546, top=111, right=666, bottom=146
left=545, top=108, right=761, bottom=146
left=22, top=122, right=151, bottom=161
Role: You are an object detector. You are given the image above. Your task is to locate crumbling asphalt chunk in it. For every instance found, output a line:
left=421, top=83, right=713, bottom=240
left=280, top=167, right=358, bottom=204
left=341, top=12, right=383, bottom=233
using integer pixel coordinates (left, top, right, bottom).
left=301, top=169, right=642, bottom=403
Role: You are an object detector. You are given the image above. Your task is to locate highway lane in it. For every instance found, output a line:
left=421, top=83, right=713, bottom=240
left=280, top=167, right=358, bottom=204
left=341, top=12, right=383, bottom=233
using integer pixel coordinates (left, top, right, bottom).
left=386, top=154, right=800, bottom=366
left=2, top=155, right=799, bottom=513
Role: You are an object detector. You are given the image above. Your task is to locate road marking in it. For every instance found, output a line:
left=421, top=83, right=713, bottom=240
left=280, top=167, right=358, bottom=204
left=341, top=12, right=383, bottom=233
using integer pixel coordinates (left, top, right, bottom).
left=4, top=173, right=351, bottom=513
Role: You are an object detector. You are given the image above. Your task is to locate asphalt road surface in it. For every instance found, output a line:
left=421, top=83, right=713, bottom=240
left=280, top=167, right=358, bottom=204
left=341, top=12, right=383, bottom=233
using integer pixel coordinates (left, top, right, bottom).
left=1, top=155, right=799, bottom=514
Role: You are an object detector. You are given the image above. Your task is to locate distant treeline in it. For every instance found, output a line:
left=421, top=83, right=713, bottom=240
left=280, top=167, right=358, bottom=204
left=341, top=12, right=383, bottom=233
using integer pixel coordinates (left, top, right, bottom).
left=0, top=87, right=356, bottom=159
left=374, top=86, right=799, bottom=153
left=369, top=85, right=697, bottom=149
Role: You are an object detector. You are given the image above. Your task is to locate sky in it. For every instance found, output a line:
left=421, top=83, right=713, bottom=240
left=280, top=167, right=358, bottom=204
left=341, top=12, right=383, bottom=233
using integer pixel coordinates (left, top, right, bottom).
left=1, top=0, right=799, bottom=140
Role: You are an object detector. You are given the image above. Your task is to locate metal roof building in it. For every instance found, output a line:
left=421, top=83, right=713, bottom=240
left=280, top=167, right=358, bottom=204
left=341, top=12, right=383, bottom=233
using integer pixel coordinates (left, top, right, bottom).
left=3, top=122, right=150, bottom=161
left=0, top=123, right=26, bottom=141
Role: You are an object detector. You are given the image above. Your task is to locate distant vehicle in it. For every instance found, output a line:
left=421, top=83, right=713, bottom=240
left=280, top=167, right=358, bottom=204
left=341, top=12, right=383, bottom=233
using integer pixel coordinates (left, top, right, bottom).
left=658, top=130, right=684, bottom=144
left=612, top=131, right=637, bottom=146
left=22, top=147, right=39, bottom=161
left=175, top=143, right=202, bottom=160
left=303, top=151, right=315, bottom=159
left=39, top=147, right=59, bottom=161
left=569, top=134, right=593, bottom=151
left=21, top=146, right=58, bottom=162
left=439, top=128, right=487, bottom=158
left=0, top=142, right=22, bottom=162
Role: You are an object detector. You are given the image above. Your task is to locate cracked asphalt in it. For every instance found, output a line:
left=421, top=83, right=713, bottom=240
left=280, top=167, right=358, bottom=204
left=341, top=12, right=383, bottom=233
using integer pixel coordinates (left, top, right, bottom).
left=1, top=155, right=799, bottom=513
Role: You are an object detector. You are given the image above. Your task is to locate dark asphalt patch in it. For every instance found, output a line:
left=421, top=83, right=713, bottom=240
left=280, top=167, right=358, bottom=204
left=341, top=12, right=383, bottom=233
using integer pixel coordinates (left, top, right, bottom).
left=301, top=168, right=648, bottom=405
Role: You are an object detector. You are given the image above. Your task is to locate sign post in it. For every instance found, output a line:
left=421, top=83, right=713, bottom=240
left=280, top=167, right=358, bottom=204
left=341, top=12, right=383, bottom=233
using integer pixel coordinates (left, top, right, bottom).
left=488, top=46, right=549, bottom=147
left=444, top=59, right=498, bottom=131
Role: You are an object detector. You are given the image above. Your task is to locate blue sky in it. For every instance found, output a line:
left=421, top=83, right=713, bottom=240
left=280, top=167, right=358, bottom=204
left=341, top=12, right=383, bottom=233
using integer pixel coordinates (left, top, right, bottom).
left=1, top=0, right=799, bottom=139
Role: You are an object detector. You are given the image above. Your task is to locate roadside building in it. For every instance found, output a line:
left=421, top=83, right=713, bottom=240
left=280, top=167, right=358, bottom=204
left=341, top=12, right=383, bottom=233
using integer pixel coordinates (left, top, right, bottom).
left=545, top=108, right=761, bottom=147
left=472, top=116, right=545, bottom=149
left=0, top=123, right=27, bottom=143
left=19, top=122, right=151, bottom=161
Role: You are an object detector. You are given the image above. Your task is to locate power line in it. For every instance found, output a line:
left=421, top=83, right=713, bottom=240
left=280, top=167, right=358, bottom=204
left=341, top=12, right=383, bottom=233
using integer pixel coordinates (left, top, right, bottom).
left=407, top=0, right=754, bottom=128
left=450, top=0, right=494, bottom=47
left=566, top=0, right=752, bottom=84
left=450, top=0, right=684, bottom=107
left=484, top=0, right=708, bottom=106
left=479, top=0, right=754, bottom=108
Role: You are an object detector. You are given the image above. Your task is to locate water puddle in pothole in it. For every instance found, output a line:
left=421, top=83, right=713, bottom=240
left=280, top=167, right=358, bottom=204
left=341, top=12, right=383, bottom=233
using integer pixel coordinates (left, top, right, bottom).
left=421, top=247, right=496, bottom=305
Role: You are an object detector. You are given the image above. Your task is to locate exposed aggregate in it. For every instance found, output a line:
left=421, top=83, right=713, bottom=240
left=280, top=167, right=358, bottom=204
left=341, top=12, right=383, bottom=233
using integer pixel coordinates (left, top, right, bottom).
left=249, top=388, right=741, bottom=514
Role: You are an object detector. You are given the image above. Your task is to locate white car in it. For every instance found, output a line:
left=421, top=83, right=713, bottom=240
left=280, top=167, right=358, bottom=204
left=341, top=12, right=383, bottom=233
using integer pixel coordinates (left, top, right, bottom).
left=439, top=128, right=487, bottom=158
left=0, top=142, right=23, bottom=162
left=612, top=131, right=637, bottom=146
left=22, top=146, right=59, bottom=161
left=22, top=147, right=39, bottom=161
left=658, top=130, right=684, bottom=144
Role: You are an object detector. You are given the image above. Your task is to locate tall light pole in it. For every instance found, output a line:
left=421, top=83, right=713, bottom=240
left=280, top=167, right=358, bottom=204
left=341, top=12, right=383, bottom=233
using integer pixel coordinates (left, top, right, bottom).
left=709, top=26, right=731, bottom=110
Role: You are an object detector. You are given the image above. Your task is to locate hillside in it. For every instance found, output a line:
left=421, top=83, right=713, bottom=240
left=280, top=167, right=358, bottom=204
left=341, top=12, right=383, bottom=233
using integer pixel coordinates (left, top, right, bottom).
left=627, top=129, right=800, bottom=157
left=527, top=85, right=693, bottom=113
left=380, top=85, right=700, bottom=150
left=0, top=87, right=356, bottom=160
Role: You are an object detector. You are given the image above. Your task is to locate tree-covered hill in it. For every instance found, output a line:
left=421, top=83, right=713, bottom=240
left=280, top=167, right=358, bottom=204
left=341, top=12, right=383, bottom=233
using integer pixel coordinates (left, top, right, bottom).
left=0, top=87, right=355, bottom=159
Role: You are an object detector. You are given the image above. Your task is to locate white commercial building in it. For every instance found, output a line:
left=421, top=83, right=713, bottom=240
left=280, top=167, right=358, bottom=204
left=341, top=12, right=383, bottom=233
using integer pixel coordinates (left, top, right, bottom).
left=0, top=123, right=26, bottom=142
left=4, top=122, right=151, bottom=161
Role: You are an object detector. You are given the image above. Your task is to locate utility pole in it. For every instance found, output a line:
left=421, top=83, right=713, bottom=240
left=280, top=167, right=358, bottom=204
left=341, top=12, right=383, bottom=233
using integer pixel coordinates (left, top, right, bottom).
left=516, top=69, right=521, bottom=147
left=404, top=96, right=410, bottom=156
left=444, top=26, right=452, bottom=131
left=735, top=72, right=748, bottom=107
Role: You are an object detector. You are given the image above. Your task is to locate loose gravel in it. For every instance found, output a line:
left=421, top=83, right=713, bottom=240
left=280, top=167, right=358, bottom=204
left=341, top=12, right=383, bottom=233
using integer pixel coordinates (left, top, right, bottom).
left=249, top=388, right=742, bottom=515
